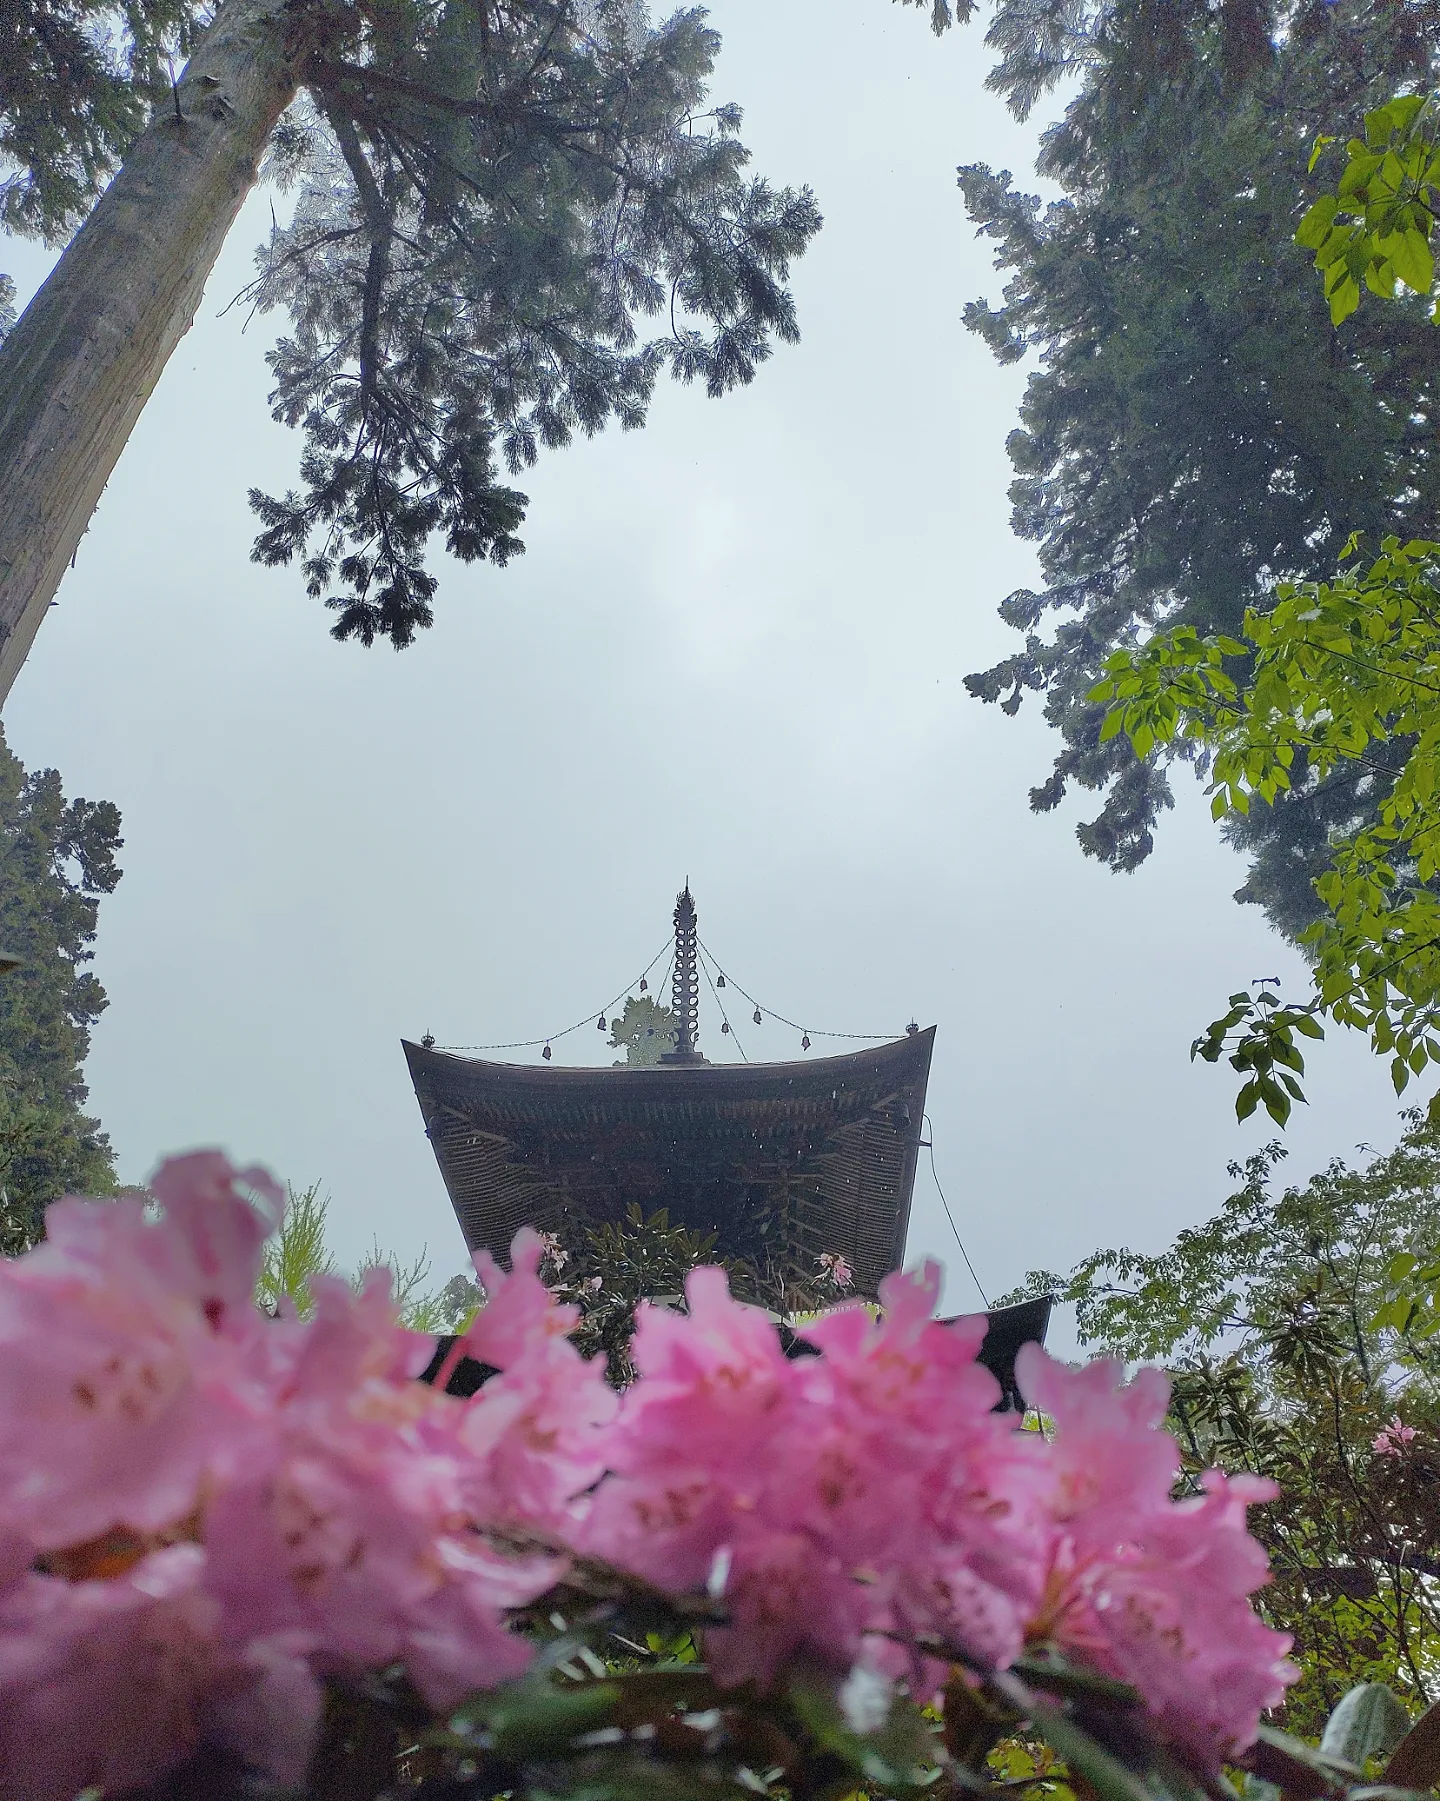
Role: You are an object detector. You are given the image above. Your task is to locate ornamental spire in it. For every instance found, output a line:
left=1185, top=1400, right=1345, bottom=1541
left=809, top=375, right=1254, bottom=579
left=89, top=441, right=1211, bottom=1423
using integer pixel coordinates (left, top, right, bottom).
left=660, top=882, right=706, bottom=1065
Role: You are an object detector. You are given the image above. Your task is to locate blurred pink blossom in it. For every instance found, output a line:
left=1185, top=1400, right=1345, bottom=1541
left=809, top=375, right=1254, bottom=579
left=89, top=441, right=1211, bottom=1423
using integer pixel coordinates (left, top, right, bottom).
left=817, top=1250, right=854, bottom=1290
left=1373, top=1415, right=1417, bottom=1456
left=1015, top=1347, right=1295, bottom=1763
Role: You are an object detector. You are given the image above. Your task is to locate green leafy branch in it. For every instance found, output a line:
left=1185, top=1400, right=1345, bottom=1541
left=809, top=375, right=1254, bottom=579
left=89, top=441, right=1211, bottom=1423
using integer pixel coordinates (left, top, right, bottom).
left=1298, top=93, right=1440, bottom=324
left=1189, top=987, right=1325, bottom=1127
left=1091, top=538, right=1440, bottom=1123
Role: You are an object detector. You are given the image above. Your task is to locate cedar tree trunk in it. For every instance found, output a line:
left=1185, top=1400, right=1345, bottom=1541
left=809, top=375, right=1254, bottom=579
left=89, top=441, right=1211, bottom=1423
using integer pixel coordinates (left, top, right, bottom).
left=0, top=0, right=329, bottom=704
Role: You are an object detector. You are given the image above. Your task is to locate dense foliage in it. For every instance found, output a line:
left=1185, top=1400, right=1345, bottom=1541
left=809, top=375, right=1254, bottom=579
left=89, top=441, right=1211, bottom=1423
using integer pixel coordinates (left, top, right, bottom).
left=541, top=1201, right=853, bottom=1385
left=1004, top=1114, right=1440, bottom=1736
left=0, top=725, right=120, bottom=1250
left=0, top=0, right=820, bottom=649
left=0, top=0, right=198, bottom=238
left=953, top=0, right=1440, bottom=940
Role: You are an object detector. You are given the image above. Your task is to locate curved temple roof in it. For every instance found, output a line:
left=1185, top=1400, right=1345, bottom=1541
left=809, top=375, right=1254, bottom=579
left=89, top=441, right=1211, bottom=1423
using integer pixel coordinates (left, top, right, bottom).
left=404, top=1028, right=936, bottom=1296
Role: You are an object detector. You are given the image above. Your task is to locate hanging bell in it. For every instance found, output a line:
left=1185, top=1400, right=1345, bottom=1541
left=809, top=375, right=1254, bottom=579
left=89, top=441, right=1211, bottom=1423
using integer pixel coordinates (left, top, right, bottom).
left=716, top=973, right=726, bottom=989
left=639, top=976, right=648, bottom=992
left=597, top=1013, right=607, bottom=1031
left=721, top=1020, right=730, bottom=1034
left=752, top=1008, right=762, bottom=1026
left=801, top=1033, right=811, bottom=1051
left=542, top=1043, right=552, bottom=1061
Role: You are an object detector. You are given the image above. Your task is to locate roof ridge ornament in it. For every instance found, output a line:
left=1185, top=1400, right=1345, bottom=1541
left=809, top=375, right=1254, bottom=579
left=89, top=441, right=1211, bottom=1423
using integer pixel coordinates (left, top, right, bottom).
left=659, top=882, right=707, bottom=1065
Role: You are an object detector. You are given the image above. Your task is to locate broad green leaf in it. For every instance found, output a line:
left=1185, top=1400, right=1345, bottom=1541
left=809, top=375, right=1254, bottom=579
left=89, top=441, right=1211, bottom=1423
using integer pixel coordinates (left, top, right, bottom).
left=1308, top=136, right=1337, bottom=175
left=452, top=1671, right=622, bottom=1754
left=1321, top=1685, right=1412, bottom=1771
left=1331, top=276, right=1363, bottom=325
left=1296, top=197, right=1338, bottom=249
left=1389, top=227, right=1435, bottom=294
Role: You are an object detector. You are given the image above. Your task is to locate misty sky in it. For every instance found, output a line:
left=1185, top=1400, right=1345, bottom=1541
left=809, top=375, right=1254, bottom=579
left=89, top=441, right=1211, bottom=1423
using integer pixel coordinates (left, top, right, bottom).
left=1, top=0, right=1411, bottom=1332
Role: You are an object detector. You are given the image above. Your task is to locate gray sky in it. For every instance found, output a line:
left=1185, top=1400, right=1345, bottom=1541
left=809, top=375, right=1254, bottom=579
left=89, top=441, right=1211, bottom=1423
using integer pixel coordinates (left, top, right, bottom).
left=1, top=0, right=1410, bottom=1330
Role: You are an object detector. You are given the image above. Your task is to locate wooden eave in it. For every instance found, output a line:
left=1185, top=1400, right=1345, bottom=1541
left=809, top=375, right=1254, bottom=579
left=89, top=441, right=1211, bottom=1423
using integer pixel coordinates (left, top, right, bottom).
left=404, top=1029, right=935, bottom=1296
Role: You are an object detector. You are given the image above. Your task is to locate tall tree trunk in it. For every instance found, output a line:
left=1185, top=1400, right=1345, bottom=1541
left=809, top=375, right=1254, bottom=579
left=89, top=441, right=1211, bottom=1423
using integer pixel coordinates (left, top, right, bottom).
left=0, top=0, right=328, bottom=705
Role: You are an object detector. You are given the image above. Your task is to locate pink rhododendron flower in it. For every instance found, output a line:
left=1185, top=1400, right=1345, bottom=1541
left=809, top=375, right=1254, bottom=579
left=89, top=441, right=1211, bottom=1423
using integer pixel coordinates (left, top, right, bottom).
left=457, top=1228, right=618, bottom=1531
left=1373, top=1415, right=1417, bottom=1456
left=1086, top=1472, right=1294, bottom=1765
left=817, top=1250, right=854, bottom=1290
left=0, top=1158, right=582, bottom=1787
left=0, top=1156, right=282, bottom=1548
left=0, top=1545, right=313, bottom=1801
left=1014, top=1342, right=1177, bottom=1548
left=203, top=1265, right=552, bottom=1707
left=0, top=1149, right=1299, bottom=1785
left=1016, top=1347, right=1296, bottom=1764
left=587, top=1262, right=1043, bottom=1687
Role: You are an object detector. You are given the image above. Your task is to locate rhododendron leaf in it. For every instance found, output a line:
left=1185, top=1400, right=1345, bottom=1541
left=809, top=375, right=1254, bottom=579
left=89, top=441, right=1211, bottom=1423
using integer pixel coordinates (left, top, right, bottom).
left=1385, top=1697, right=1440, bottom=1791
left=451, top=1670, right=622, bottom=1756
left=606, top=1667, right=724, bottom=1716
left=1321, top=1686, right=1412, bottom=1772
left=788, top=1676, right=949, bottom=1792
left=1250, top=1723, right=1357, bottom=1798
left=1012, top=1652, right=1142, bottom=1708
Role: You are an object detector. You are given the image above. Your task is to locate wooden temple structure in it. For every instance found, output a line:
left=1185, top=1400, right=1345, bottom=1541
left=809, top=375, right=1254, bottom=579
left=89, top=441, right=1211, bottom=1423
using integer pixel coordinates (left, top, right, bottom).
left=405, top=886, right=1050, bottom=1399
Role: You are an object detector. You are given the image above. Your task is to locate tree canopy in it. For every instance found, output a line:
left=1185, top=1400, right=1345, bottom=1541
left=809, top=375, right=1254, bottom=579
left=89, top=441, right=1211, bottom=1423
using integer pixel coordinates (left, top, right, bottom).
left=0, top=0, right=820, bottom=677
left=0, top=725, right=121, bottom=1249
left=954, top=0, right=1440, bottom=941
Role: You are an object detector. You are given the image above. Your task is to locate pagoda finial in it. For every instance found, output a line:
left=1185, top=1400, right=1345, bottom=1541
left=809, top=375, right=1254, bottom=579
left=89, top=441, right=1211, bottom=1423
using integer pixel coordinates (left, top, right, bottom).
left=660, top=883, right=706, bottom=1065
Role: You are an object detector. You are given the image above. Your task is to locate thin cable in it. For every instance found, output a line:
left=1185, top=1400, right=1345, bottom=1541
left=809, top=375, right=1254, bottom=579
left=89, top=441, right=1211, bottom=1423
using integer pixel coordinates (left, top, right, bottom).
left=647, top=950, right=677, bottom=1052
left=924, top=1115, right=988, bottom=1308
left=695, top=936, right=898, bottom=1042
left=436, top=939, right=672, bottom=1053
left=698, top=945, right=748, bottom=1062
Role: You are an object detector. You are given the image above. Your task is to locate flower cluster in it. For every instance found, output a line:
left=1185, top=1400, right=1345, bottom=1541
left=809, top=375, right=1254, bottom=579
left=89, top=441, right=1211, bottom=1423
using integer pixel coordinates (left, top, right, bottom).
left=1373, top=1415, right=1417, bottom=1457
left=0, top=1155, right=613, bottom=1799
left=586, top=1263, right=1294, bottom=1764
left=0, top=1154, right=1295, bottom=1798
left=816, top=1249, right=854, bottom=1290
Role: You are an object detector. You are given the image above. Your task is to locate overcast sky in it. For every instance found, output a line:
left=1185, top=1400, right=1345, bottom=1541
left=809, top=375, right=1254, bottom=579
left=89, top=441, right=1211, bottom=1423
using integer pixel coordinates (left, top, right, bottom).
left=0, top=0, right=1411, bottom=1331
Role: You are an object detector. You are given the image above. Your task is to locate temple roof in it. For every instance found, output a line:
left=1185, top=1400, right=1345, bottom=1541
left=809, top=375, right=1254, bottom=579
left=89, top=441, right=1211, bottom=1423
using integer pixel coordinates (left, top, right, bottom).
left=404, top=1028, right=935, bottom=1295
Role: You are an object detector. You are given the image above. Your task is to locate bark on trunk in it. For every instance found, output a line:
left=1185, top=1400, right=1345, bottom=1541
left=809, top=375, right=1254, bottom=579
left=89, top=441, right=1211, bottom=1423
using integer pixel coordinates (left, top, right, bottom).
left=0, top=0, right=327, bottom=705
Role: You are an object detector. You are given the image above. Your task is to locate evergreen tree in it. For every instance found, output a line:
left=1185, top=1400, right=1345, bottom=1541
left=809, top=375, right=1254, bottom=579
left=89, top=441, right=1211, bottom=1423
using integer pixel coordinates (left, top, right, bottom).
left=0, top=726, right=121, bottom=1250
left=953, top=0, right=1440, bottom=940
left=0, top=0, right=820, bottom=696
